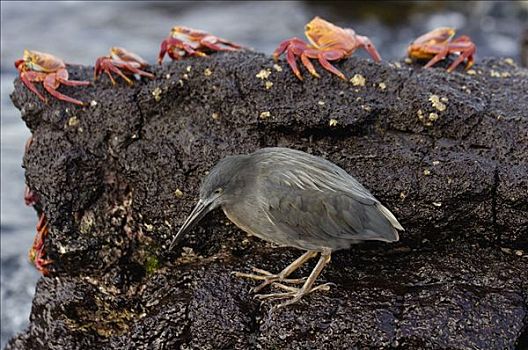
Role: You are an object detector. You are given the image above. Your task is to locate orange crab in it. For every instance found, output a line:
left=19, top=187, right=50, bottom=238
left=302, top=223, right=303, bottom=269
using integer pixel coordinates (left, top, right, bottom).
left=158, top=26, right=245, bottom=64
left=408, top=27, right=476, bottom=72
left=15, top=49, right=90, bottom=106
left=28, top=213, right=52, bottom=275
left=95, top=47, right=155, bottom=85
left=273, top=17, right=382, bottom=80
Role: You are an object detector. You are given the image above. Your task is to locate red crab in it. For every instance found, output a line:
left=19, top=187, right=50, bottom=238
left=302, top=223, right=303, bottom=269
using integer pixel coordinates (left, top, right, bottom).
left=95, top=47, right=155, bottom=85
left=407, top=27, right=476, bottom=72
left=158, top=26, right=245, bottom=64
left=273, top=16, right=382, bottom=80
left=15, top=49, right=90, bottom=105
left=24, top=186, right=38, bottom=207
left=28, top=213, right=52, bottom=275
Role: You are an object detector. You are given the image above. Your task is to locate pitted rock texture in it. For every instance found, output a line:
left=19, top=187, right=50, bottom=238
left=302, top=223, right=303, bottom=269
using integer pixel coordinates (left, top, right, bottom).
left=6, top=52, right=528, bottom=349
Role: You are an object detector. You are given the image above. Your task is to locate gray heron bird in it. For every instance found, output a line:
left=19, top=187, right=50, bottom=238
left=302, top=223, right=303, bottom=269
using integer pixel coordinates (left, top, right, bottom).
left=170, top=147, right=403, bottom=309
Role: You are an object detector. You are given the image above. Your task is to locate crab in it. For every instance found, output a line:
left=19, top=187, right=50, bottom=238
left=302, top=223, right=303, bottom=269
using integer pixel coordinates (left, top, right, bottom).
left=273, top=17, right=382, bottom=80
left=15, top=49, right=90, bottom=106
left=95, top=47, right=155, bottom=85
left=28, top=213, right=52, bottom=275
left=407, top=27, right=476, bottom=72
left=158, top=26, right=245, bottom=64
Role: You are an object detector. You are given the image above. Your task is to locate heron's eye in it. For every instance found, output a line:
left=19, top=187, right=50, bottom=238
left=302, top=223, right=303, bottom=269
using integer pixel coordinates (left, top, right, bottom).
left=213, top=188, right=223, bottom=195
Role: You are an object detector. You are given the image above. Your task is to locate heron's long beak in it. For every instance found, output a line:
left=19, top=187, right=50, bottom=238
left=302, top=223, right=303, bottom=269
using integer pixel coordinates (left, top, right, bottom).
left=169, top=199, right=214, bottom=250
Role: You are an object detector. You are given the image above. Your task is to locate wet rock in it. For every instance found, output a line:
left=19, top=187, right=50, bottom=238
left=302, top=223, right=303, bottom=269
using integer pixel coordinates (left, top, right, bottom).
left=6, top=52, right=528, bottom=349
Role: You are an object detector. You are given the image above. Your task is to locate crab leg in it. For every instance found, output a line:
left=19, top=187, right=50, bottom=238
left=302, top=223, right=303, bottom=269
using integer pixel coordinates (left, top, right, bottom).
left=423, top=46, right=450, bottom=69
left=447, top=48, right=475, bottom=72
left=300, top=51, right=320, bottom=78
left=445, top=37, right=476, bottom=72
left=287, top=48, right=303, bottom=80
left=113, top=61, right=155, bottom=79
left=19, top=72, right=48, bottom=102
left=200, top=37, right=242, bottom=52
left=273, top=38, right=295, bottom=59
left=43, top=74, right=86, bottom=106
left=158, top=41, right=169, bottom=64
left=102, top=62, right=134, bottom=85
left=319, top=50, right=347, bottom=80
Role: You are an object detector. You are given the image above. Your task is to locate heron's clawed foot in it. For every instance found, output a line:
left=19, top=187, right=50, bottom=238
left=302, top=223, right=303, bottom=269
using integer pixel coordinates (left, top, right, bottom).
left=255, top=282, right=335, bottom=310
left=232, top=266, right=306, bottom=293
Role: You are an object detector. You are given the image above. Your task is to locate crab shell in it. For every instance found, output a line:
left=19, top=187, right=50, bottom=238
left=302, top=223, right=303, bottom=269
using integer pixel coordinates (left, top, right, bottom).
left=304, top=17, right=380, bottom=60
left=21, top=49, right=66, bottom=72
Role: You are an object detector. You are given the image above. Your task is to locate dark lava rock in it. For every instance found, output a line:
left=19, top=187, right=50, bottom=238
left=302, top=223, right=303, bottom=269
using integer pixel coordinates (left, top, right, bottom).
left=6, top=52, right=528, bottom=349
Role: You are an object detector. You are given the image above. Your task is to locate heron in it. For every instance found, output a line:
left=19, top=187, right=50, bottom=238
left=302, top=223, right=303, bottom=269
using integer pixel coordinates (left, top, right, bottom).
left=170, top=147, right=403, bottom=309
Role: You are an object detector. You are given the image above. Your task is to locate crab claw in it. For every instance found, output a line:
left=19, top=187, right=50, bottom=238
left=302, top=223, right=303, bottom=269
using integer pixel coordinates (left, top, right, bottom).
left=355, top=35, right=382, bottom=62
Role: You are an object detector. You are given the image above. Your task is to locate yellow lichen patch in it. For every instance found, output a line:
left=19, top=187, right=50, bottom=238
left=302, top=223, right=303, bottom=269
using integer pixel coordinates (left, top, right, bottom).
left=211, top=112, right=219, bottom=120
left=204, top=68, right=213, bottom=76
left=423, top=169, right=431, bottom=176
left=256, top=69, right=272, bottom=80
left=259, top=111, right=271, bottom=119
left=273, top=64, right=283, bottom=72
left=350, top=74, right=366, bottom=86
left=79, top=211, right=95, bottom=234
left=378, top=82, right=387, bottom=90
left=67, top=116, right=79, bottom=127
left=429, top=95, right=447, bottom=112
left=504, top=58, right=516, bottom=66
left=428, top=112, right=439, bottom=122
left=329, top=119, right=338, bottom=127
left=417, top=109, right=425, bottom=121
left=174, top=188, right=183, bottom=198
left=265, top=81, right=273, bottom=89
left=490, top=70, right=501, bottom=78
left=152, top=87, right=162, bottom=101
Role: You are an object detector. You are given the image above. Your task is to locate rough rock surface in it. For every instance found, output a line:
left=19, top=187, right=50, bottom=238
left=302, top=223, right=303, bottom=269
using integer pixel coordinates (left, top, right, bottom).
left=6, top=52, right=528, bottom=349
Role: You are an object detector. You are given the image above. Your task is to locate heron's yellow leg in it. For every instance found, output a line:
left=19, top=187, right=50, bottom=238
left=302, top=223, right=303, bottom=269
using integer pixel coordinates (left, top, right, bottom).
left=233, top=250, right=318, bottom=292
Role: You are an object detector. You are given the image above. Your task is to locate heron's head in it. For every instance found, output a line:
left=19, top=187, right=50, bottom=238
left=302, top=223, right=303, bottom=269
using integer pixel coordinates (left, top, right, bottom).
left=169, top=155, right=249, bottom=250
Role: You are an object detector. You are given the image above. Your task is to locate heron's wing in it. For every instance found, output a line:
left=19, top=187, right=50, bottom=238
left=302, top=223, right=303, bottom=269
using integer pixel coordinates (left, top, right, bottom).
left=254, top=147, right=377, bottom=204
left=260, top=180, right=399, bottom=243
left=253, top=148, right=404, bottom=234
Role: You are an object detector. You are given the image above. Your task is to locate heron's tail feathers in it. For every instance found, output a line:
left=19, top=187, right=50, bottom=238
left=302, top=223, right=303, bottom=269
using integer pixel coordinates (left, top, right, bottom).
left=376, top=203, right=404, bottom=232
